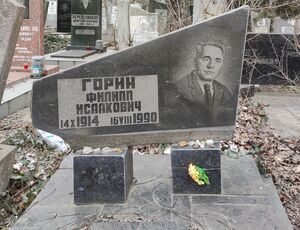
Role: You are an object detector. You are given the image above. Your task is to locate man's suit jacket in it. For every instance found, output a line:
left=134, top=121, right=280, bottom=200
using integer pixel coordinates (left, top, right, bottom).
left=164, top=71, right=236, bottom=128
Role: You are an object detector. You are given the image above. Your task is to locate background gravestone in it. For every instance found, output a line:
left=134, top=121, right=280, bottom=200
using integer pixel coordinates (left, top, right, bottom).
left=0, top=0, right=24, bottom=102
left=242, top=33, right=300, bottom=85
left=70, top=0, right=102, bottom=49
left=273, top=17, right=299, bottom=34
left=45, top=0, right=58, bottom=29
left=32, top=6, right=249, bottom=149
left=57, top=0, right=71, bottom=33
left=117, top=0, right=130, bottom=50
left=17, top=0, right=29, bottom=19
left=193, top=0, right=227, bottom=23
left=130, top=4, right=159, bottom=46
left=102, top=0, right=115, bottom=44
left=12, top=0, right=44, bottom=67
left=250, top=12, right=271, bottom=33
left=0, top=0, right=23, bottom=194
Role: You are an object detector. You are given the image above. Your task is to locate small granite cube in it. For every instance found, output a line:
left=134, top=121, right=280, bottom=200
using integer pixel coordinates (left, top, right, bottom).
left=74, top=148, right=133, bottom=204
left=171, top=145, right=221, bottom=194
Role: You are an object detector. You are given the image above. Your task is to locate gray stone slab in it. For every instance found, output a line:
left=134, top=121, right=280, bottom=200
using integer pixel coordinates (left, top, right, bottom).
left=133, top=155, right=171, bottom=180
left=91, top=221, right=189, bottom=230
left=32, top=7, right=249, bottom=148
left=12, top=155, right=292, bottom=230
left=0, top=0, right=24, bottom=102
left=0, top=91, right=31, bottom=119
left=50, top=50, right=98, bottom=58
left=190, top=203, right=292, bottom=230
left=262, top=177, right=294, bottom=229
left=170, top=195, right=192, bottom=227
left=222, top=155, right=267, bottom=195
left=101, top=179, right=173, bottom=220
left=59, top=154, right=74, bottom=169
left=12, top=205, right=104, bottom=230
left=191, top=194, right=269, bottom=205
left=254, top=93, right=300, bottom=138
left=0, top=144, right=16, bottom=192
left=32, top=169, right=74, bottom=206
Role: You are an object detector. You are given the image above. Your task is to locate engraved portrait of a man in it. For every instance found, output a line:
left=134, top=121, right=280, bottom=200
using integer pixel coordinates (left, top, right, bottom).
left=79, top=0, right=92, bottom=10
left=171, top=41, right=234, bottom=127
left=60, top=3, right=69, bottom=13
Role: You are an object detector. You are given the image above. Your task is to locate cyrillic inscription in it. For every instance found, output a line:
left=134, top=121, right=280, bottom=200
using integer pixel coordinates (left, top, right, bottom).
left=71, top=14, right=99, bottom=27
left=58, top=75, right=159, bottom=129
left=75, top=29, right=95, bottom=35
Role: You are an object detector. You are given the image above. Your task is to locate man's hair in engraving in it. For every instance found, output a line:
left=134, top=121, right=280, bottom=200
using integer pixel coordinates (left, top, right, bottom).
left=196, top=40, right=224, bottom=58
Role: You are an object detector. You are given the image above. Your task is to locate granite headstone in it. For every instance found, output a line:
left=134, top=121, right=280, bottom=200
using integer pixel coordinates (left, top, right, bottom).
left=45, top=0, right=57, bottom=29
left=102, top=0, right=114, bottom=43
left=242, top=33, right=300, bottom=85
left=193, top=0, right=227, bottom=23
left=32, top=6, right=249, bottom=148
left=171, top=145, right=221, bottom=194
left=0, top=0, right=24, bottom=102
left=273, top=17, right=299, bottom=34
left=16, top=0, right=29, bottom=19
left=250, top=12, right=271, bottom=33
left=155, top=8, right=168, bottom=35
left=74, top=148, right=133, bottom=204
left=70, top=0, right=102, bottom=49
left=12, top=0, right=44, bottom=67
left=117, top=0, right=130, bottom=50
left=130, top=5, right=159, bottom=46
left=57, top=0, right=72, bottom=33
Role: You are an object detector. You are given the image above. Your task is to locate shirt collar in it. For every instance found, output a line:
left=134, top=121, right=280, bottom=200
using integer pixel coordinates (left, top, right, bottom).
left=193, top=71, right=214, bottom=96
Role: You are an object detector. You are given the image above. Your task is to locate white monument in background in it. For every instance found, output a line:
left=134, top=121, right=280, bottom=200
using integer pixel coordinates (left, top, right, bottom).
left=193, top=0, right=227, bottom=23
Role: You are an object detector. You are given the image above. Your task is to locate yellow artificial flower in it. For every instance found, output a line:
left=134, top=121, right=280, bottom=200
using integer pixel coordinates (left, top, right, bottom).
left=188, top=163, right=210, bottom=186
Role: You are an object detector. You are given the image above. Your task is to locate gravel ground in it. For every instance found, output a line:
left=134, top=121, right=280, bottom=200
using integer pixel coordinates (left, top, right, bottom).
left=0, top=107, right=31, bottom=144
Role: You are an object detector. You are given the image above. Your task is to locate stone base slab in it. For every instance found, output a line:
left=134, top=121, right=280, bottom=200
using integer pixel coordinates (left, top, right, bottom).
left=12, top=155, right=293, bottom=230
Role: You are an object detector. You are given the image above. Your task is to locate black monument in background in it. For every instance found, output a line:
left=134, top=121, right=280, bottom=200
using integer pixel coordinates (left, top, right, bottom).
left=57, top=0, right=72, bottom=33
left=242, top=33, right=300, bottom=85
left=70, top=0, right=102, bottom=49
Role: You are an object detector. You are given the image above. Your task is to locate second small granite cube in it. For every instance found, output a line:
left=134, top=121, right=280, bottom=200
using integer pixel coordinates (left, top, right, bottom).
left=171, top=145, right=221, bottom=194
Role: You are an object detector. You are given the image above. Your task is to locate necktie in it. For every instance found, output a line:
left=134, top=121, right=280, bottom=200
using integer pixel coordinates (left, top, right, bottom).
left=204, top=84, right=212, bottom=107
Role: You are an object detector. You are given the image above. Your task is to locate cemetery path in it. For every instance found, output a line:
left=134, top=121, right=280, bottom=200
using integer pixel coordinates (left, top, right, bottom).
left=254, top=92, right=300, bottom=138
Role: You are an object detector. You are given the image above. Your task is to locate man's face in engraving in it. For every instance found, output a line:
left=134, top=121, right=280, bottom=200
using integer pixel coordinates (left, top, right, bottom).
left=61, top=4, right=68, bottom=12
left=82, top=0, right=90, bottom=8
left=195, top=45, right=223, bottom=82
